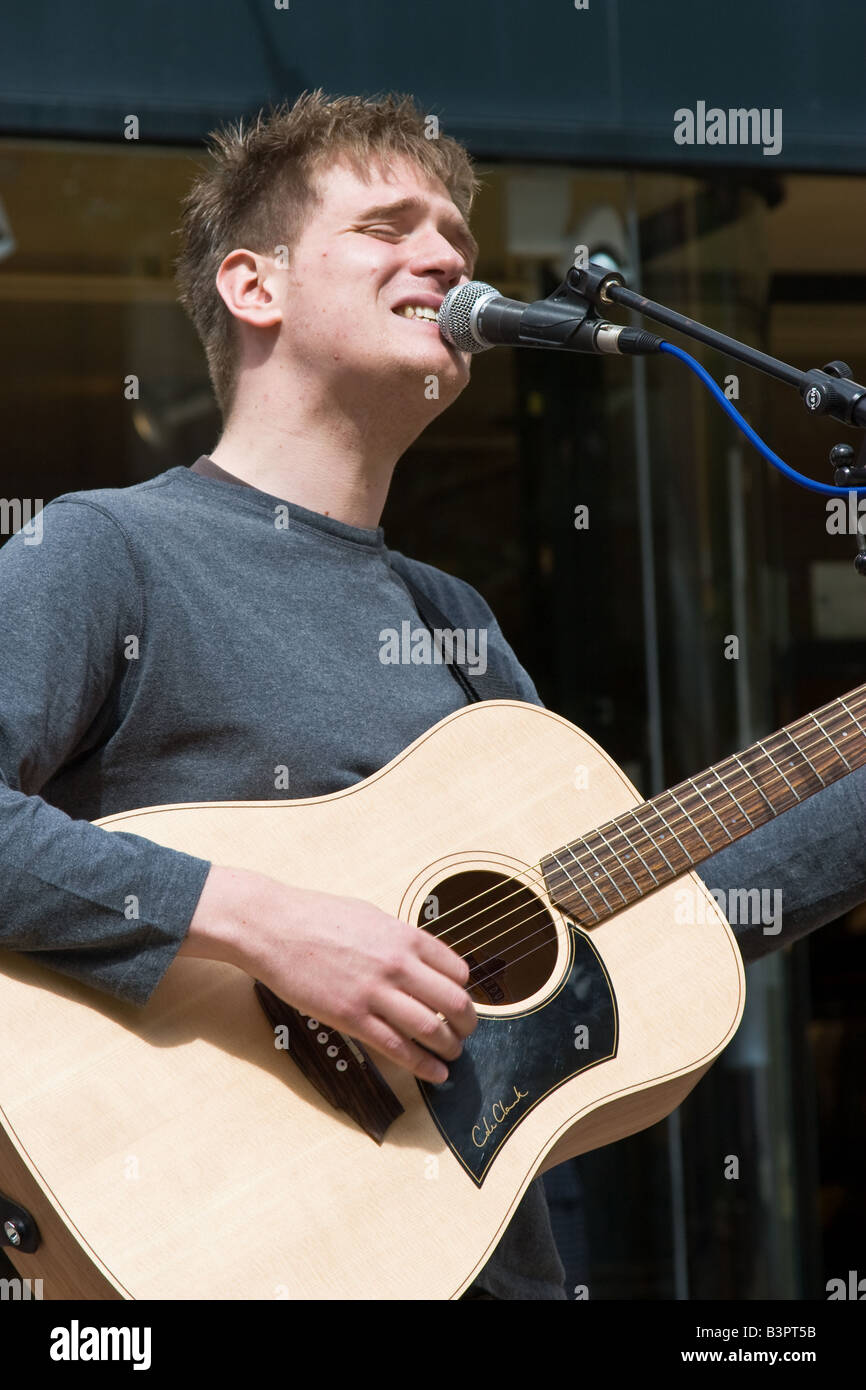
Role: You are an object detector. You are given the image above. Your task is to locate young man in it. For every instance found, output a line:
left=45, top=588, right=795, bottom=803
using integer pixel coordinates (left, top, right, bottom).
left=2, top=90, right=865, bottom=1301
left=0, top=90, right=567, bottom=1299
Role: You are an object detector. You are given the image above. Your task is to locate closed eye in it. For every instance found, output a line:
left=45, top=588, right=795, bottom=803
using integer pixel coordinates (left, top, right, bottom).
left=359, top=224, right=473, bottom=272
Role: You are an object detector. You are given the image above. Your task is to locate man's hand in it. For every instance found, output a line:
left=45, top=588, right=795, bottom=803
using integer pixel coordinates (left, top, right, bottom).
left=180, top=865, right=477, bottom=1084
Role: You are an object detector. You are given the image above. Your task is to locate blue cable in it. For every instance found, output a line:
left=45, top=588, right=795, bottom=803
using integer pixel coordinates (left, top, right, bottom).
left=658, top=339, right=866, bottom=498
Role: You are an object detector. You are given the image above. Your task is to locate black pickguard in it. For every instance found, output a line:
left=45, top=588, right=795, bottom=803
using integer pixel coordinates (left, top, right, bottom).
left=418, top=924, right=617, bottom=1184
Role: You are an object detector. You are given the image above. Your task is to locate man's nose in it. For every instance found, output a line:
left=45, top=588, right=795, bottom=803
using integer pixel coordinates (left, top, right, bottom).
left=408, top=231, right=468, bottom=284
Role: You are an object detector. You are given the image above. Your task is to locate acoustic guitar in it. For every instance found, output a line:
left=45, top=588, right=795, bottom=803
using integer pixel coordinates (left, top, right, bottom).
left=1, top=690, right=862, bottom=1299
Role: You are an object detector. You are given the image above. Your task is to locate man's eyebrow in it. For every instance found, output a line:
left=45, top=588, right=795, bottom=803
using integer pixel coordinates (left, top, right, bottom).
left=353, top=196, right=479, bottom=265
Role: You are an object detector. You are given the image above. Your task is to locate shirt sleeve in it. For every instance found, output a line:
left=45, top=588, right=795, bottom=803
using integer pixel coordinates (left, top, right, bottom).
left=0, top=499, right=211, bottom=1005
left=695, top=761, right=866, bottom=962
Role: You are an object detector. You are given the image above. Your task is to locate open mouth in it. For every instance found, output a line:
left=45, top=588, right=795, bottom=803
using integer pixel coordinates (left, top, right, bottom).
left=392, top=305, right=441, bottom=326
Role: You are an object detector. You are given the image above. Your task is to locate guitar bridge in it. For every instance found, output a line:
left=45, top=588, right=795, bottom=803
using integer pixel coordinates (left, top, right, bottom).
left=254, top=982, right=404, bottom=1143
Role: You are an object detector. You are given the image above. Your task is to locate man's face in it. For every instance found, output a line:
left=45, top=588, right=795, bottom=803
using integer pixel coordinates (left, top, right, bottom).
left=271, top=155, right=477, bottom=404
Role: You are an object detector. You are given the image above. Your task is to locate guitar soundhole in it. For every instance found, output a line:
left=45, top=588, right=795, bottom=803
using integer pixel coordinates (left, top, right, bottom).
left=417, top=870, right=558, bottom=1007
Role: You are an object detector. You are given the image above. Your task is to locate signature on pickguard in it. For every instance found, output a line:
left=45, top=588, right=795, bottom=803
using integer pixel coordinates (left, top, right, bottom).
left=471, top=1085, right=529, bottom=1148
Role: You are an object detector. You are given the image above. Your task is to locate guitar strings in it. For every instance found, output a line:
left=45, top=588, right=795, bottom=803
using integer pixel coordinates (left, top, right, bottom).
left=422, top=697, right=866, bottom=972
left=450, top=726, right=865, bottom=965
left=432, top=724, right=858, bottom=966
left=404, top=696, right=866, bottom=1011
left=431, top=698, right=863, bottom=950
left=465, top=914, right=590, bottom=998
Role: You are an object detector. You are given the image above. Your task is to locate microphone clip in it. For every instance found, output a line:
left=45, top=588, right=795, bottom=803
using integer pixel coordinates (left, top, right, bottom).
left=566, top=261, right=627, bottom=309
left=516, top=265, right=630, bottom=352
left=522, top=270, right=660, bottom=357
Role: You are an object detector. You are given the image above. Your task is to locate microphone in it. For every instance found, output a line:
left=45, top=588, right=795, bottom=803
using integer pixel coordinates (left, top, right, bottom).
left=438, top=280, right=663, bottom=357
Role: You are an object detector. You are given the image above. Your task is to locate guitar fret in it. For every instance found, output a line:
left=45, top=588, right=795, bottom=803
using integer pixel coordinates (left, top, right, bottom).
left=757, top=738, right=801, bottom=803
left=569, top=841, right=620, bottom=912
left=630, top=807, right=677, bottom=874
left=668, top=786, right=713, bottom=854
left=562, top=848, right=605, bottom=921
left=777, top=727, right=825, bottom=789
left=654, top=793, right=695, bottom=866
left=614, top=817, right=660, bottom=885
left=691, top=776, right=735, bottom=840
left=839, top=696, right=866, bottom=740
left=811, top=713, right=852, bottom=771
left=548, top=850, right=600, bottom=923
left=713, top=765, right=754, bottom=829
left=732, top=752, right=775, bottom=816
left=541, top=682, right=866, bottom=927
left=595, top=825, right=643, bottom=897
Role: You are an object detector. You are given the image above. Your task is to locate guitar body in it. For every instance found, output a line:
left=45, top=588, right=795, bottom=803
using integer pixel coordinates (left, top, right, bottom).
left=0, top=700, right=745, bottom=1300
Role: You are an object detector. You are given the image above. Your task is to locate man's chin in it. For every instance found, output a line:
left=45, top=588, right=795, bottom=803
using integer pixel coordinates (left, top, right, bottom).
left=424, top=354, right=471, bottom=407
left=390, top=343, right=470, bottom=395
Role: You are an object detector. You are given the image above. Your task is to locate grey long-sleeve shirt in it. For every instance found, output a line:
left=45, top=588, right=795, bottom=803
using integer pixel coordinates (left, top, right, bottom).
left=2, top=459, right=865, bottom=1299
left=0, top=459, right=565, bottom=1299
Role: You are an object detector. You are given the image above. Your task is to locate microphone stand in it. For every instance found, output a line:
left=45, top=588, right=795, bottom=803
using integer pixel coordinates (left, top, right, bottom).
left=566, top=262, right=866, bottom=573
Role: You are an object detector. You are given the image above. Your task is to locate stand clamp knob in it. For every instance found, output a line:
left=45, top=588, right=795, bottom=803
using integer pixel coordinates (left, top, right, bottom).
left=829, top=443, right=866, bottom=577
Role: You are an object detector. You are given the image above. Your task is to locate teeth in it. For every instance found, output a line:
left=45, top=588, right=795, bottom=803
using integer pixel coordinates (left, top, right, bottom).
left=396, top=305, right=439, bottom=320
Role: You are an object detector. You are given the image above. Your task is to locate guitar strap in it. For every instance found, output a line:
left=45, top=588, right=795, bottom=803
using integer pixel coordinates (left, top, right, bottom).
left=388, top=553, right=522, bottom=705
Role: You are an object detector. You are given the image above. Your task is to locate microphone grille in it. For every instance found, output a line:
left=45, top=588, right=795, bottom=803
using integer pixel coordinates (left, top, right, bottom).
left=438, top=281, right=498, bottom=353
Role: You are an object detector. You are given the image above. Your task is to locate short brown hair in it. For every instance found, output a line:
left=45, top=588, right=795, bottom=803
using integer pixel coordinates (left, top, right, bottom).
left=174, top=89, right=480, bottom=419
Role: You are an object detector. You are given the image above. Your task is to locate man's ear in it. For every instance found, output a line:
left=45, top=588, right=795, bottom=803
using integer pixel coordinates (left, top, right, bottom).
left=215, top=249, right=283, bottom=329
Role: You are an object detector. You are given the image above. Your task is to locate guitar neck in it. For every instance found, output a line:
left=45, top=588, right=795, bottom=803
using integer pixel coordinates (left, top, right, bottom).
left=542, top=683, right=866, bottom=924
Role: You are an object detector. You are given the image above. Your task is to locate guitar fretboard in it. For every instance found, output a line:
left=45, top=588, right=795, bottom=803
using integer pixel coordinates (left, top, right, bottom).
left=541, top=684, right=866, bottom=924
